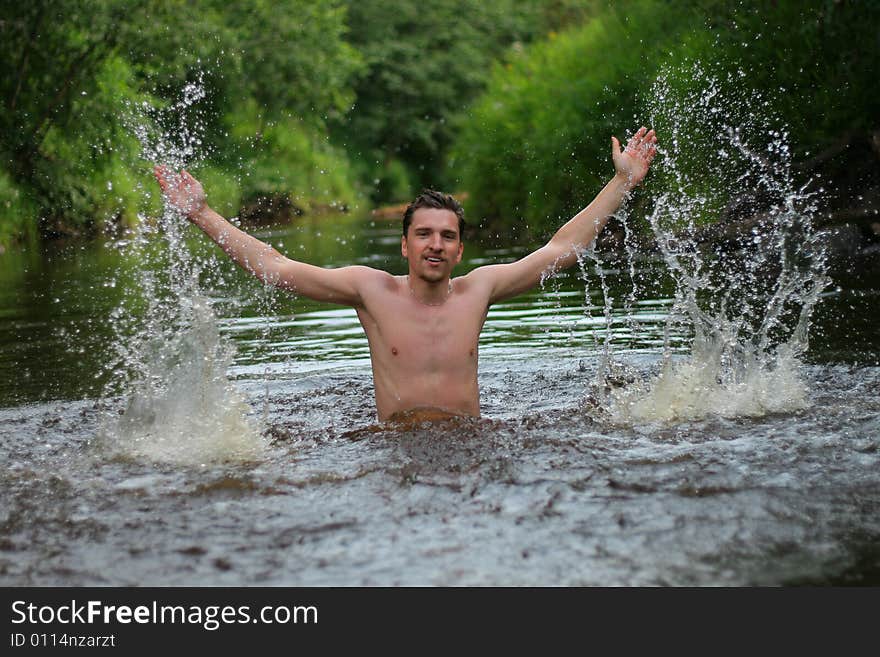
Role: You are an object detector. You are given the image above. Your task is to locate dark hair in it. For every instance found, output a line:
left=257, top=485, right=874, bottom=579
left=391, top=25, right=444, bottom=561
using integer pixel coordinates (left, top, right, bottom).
left=402, top=189, right=465, bottom=238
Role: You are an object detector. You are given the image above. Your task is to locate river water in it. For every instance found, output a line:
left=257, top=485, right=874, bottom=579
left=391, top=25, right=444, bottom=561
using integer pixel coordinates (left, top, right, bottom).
left=1, top=209, right=878, bottom=586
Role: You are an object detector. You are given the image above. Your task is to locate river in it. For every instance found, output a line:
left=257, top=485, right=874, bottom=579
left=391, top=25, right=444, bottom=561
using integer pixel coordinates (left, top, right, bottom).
left=0, top=210, right=878, bottom=585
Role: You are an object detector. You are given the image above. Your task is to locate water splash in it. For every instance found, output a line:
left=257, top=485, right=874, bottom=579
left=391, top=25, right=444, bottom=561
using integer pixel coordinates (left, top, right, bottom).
left=99, top=74, right=264, bottom=463
left=600, top=63, right=830, bottom=424
left=129, top=71, right=208, bottom=172
left=110, top=296, right=262, bottom=464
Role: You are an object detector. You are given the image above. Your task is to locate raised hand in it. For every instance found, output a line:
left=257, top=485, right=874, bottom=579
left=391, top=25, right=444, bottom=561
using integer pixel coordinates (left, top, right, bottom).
left=153, top=165, right=207, bottom=218
left=611, top=126, right=658, bottom=189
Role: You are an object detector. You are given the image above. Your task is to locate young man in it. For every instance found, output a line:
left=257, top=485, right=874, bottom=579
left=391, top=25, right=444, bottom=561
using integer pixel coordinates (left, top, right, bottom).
left=154, top=127, right=657, bottom=422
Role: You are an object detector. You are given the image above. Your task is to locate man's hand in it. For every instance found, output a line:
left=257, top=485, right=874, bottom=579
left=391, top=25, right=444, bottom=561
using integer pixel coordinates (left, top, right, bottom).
left=611, top=126, right=657, bottom=189
left=154, top=165, right=207, bottom=219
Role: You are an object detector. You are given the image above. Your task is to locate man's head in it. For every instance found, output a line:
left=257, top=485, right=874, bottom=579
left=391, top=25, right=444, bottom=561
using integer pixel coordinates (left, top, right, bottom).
left=401, top=190, right=465, bottom=283
left=402, top=190, right=465, bottom=239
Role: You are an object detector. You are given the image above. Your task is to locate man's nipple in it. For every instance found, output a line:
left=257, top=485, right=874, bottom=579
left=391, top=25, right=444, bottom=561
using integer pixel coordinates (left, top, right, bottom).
left=391, top=347, right=398, bottom=356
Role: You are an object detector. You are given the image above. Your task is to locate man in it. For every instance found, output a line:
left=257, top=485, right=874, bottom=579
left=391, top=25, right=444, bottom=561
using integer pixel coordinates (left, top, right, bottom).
left=154, top=127, right=657, bottom=422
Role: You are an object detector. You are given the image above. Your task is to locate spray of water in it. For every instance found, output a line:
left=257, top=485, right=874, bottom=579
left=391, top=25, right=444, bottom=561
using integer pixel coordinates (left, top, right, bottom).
left=599, top=63, right=830, bottom=424
left=98, top=73, right=264, bottom=463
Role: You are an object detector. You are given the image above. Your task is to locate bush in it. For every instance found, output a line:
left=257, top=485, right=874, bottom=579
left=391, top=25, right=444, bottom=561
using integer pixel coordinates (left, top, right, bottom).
left=450, top=0, right=703, bottom=239
left=222, top=102, right=363, bottom=216
left=0, top=170, right=37, bottom=250
left=452, top=0, right=880, bottom=238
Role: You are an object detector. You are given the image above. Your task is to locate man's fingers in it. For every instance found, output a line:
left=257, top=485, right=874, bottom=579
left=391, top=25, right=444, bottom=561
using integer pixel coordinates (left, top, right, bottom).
left=628, top=127, right=658, bottom=158
left=626, top=127, right=645, bottom=151
left=154, top=165, right=193, bottom=198
left=155, top=167, right=168, bottom=191
left=154, top=165, right=175, bottom=189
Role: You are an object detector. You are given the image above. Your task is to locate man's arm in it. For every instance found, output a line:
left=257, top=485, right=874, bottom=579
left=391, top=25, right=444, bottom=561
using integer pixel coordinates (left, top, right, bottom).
left=153, top=166, right=368, bottom=306
left=467, top=127, right=657, bottom=304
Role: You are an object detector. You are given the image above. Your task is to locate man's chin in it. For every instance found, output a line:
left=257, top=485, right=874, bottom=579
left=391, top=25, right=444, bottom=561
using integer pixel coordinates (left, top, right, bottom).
left=414, top=269, right=450, bottom=283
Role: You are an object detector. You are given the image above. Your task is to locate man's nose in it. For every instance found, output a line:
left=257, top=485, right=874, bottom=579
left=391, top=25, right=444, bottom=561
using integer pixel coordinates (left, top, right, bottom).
left=428, top=234, right=442, bottom=249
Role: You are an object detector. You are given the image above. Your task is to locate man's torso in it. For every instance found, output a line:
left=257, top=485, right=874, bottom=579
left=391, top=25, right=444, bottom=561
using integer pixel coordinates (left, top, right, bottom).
left=356, top=273, right=489, bottom=421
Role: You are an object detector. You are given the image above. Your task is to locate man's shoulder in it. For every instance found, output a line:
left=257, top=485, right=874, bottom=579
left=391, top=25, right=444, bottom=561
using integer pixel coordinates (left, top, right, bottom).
left=449, top=270, right=496, bottom=308
left=344, top=266, right=400, bottom=295
left=455, top=264, right=498, bottom=290
left=340, top=265, right=395, bottom=282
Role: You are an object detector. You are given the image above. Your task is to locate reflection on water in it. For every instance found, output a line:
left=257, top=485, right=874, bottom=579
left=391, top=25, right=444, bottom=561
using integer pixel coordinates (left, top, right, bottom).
left=0, top=214, right=878, bottom=585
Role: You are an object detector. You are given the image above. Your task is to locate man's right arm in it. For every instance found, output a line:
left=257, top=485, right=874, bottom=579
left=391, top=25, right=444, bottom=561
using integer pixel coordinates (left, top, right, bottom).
left=154, top=166, right=366, bottom=306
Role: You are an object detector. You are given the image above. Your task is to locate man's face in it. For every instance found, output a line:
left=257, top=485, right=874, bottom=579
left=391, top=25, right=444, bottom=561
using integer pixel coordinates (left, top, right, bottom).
left=401, top=208, right=463, bottom=282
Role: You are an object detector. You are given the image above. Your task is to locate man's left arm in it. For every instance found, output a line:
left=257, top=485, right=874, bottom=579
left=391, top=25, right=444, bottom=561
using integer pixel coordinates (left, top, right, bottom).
left=468, top=127, right=657, bottom=304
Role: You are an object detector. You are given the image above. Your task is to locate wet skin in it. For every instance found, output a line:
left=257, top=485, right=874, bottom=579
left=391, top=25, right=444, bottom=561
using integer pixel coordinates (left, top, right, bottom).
left=154, top=128, right=658, bottom=421
left=356, top=208, right=485, bottom=419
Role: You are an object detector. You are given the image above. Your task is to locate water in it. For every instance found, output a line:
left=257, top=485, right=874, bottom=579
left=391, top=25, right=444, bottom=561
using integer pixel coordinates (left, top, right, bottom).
left=96, top=73, right=266, bottom=465
left=1, top=214, right=877, bottom=585
left=1, top=74, right=879, bottom=585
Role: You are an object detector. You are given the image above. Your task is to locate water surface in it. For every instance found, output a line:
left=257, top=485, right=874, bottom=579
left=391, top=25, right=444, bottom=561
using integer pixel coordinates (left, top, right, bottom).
left=0, top=213, right=878, bottom=585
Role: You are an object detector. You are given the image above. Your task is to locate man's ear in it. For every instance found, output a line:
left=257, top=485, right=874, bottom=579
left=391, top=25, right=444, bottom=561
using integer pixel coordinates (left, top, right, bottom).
left=401, top=235, right=408, bottom=259
left=455, top=241, right=463, bottom=264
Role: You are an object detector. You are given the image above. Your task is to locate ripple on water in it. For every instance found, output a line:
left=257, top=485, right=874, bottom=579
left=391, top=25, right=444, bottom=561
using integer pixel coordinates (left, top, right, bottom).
left=1, top=364, right=879, bottom=585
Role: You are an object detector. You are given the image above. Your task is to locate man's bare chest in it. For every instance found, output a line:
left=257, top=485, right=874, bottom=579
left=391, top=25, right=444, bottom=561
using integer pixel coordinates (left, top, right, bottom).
left=357, top=296, right=487, bottom=363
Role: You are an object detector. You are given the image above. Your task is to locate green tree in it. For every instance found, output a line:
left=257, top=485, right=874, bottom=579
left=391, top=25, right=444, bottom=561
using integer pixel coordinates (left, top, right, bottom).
left=451, top=0, right=880, bottom=238
left=450, top=0, right=701, bottom=238
left=0, top=0, right=363, bottom=246
left=655, top=0, right=880, bottom=225
left=336, top=0, right=554, bottom=202
left=0, top=0, right=155, bottom=238
left=207, top=0, right=363, bottom=214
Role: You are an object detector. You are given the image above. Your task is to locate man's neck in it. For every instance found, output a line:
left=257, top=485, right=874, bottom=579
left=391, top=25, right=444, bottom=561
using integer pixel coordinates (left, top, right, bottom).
left=406, top=274, right=454, bottom=306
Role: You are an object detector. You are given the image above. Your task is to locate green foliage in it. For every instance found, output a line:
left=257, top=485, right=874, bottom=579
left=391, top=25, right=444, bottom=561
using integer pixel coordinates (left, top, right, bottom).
left=452, top=0, right=880, bottom=237
left=32, top=53, right=158, bottom=233
left=0, top=170, right=37, bottom=248
left=335, top=0, right=555, bottom=201
left=373, top=160, right=414, bottom=208
left=217, top=0, right=361, bottom=126
left=0, top=1, right=152, bottom=241
left=1, top=0, right=140, bottom=161
left=2, top=0, right=875, bottom=251
left=451, top=0, right=701, bottom=237
left=637, top=0, right=880, bottom=228
left=0, top=0, right=363, bottom=249
left=227, top=109, right=362, bottom=213
left=696, top=1, right=880, bottom=147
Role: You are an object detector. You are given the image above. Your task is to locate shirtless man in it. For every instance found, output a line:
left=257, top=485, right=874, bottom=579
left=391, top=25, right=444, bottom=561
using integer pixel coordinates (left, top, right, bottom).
left=154, top=127, right=657, bottom=422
